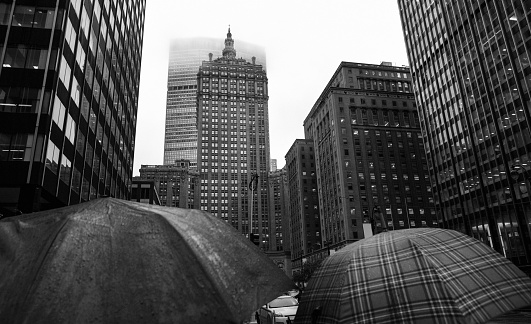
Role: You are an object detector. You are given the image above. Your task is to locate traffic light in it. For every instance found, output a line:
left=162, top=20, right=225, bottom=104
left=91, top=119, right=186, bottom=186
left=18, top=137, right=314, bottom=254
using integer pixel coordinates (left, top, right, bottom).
left=250, top=233, right=259, bottom=246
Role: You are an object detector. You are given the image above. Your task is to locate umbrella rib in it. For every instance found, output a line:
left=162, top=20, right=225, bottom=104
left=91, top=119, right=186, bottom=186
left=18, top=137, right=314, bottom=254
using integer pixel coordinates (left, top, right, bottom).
left=142, top=207, right=245, bottom=322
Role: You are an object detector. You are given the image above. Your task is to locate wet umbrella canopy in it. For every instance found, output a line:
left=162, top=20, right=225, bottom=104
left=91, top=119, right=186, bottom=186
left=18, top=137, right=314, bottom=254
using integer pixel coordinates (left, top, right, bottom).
left=0, top=198, right=293, bottom=324
left=295, top=228, right=531, bottom=324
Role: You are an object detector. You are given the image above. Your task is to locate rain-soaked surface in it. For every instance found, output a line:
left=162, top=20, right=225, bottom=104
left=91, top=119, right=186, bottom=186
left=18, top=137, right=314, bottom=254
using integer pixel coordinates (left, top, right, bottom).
left=0, top=198, right=294, bottom=324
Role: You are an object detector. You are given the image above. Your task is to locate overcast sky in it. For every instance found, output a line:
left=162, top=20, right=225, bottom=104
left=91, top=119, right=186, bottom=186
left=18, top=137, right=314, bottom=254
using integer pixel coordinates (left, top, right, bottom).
left=133, top=0, right=410, bottom=175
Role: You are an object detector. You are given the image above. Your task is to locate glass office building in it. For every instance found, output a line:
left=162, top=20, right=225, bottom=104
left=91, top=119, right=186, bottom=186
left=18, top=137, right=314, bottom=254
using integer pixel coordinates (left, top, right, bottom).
left=164, top=37, right=266, bottom=167
left=398, top=0, right=531, bottom=268
left=0, top=0, right=145, bottom=215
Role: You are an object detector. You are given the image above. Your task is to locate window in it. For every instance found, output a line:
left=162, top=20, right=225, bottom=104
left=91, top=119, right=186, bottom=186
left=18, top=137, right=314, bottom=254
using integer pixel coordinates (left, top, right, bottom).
left=12, top=6, right=57, bottom=29
left=45, top=139, right=60, bottom=173
left=3, top=46, right=25, bottom=68
left=80, top=6, right=90, bottom=37
left=0, top=3, right=11, bottom=25
left=71, top=0, right=82, bottom=15
left=12, top=6, right=36, bottom=27
left=0, top=86, right=45, bottom=113
left=64, top=114, right=76, bottom=144
left=52, top=97, right=66, bottom=130
left=58, top=56, right=72, bottom=89
left=0, top=133, right=33, bottom=161
left=59, top=154, right=72, bottom=184
left=70, top=78, right=81, bottom=106
left=64, top=19, right=77, bottom=50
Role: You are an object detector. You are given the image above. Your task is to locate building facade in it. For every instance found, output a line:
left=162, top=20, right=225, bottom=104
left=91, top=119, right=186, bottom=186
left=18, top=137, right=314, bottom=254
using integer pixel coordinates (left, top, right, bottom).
left=285, top=139, right=321, bottom=263
left=196, top=29, right=271, bottom=248
left=163, top=37, right=266, bottom=167
left=398, top=0, right=531, bottom=268
left=270, top=158, right=278, bottom=172
left=138, top=160, right=200, bottom=209
left=268, top=167, right=290, bottom=252
left=303, top=61, right=436, bottom=250
left=131, top=178, right=161, bottom=205
left=0, top=0, right=145, bottom=215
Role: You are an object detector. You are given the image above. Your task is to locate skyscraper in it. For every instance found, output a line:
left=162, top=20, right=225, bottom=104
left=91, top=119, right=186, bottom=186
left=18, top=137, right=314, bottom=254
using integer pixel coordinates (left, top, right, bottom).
left=268, top=167, right=290, bottom=252
left=197, top=29, right=270, bottom=248
left=398, top=0, right=531, bottom=268
left=285, top=139, right=321, bottom=262
left=164, top=37, right=266, bottom=167
left=0, top=0, right=145, bottom=215
left=303, top=61, right=436, bottom=250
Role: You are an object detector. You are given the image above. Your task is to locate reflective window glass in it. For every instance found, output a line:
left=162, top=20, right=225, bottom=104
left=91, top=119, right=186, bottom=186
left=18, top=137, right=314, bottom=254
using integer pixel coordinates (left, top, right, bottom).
left=0, top=3, right=11, bottom=25
left=12, top=6, right=34, bottom=27
left=3, top=46, right=27, bottom=68
left=33, top=8, right=55, bottom=28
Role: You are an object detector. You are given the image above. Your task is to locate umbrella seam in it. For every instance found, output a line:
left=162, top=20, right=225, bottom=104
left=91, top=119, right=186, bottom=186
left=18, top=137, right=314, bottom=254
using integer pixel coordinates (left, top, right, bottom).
left=116, top=201, right=246, bottom=322
left=114, top=199, right=291, bottom=322
left=18, top=216, right=70, bottom=313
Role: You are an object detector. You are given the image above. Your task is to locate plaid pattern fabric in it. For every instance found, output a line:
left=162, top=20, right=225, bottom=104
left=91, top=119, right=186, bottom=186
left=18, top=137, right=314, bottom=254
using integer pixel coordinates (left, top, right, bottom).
left=295, top=228, right=531, bottom=324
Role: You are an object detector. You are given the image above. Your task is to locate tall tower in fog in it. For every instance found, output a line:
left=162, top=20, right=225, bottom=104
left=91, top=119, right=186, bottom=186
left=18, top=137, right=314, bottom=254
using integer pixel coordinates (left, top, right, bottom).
left=196, top=29, right=271, bottom=248
left=164, top=37, right=265, bottom=167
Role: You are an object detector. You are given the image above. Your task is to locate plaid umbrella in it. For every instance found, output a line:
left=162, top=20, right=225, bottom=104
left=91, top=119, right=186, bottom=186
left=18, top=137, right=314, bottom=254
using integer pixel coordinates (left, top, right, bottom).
left=295, top=228, right=531, bottom=324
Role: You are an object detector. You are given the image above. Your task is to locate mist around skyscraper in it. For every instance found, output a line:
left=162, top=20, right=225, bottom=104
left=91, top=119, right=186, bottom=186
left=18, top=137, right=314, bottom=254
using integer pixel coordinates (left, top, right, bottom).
left=163, top=37, right=266, bottom=167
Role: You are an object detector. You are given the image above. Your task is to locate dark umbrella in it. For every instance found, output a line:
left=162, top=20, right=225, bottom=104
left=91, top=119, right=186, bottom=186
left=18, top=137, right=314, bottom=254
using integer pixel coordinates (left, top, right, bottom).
left=0, top=198, right=294, bottom=324
left=295, top=228, right=531, bottom=324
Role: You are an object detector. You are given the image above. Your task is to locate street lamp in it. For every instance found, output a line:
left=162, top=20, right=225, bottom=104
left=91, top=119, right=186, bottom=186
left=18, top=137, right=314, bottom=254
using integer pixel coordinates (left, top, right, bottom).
left=301, top=257, right=307, bottom=288
left=248, top=172, right=259, bottom=245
